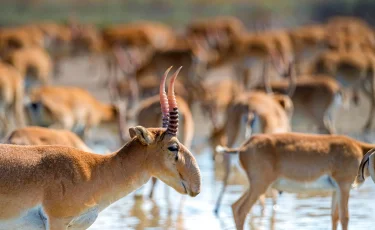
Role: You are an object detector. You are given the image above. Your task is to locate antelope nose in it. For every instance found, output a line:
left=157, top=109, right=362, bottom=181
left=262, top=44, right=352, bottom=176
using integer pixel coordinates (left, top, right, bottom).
left=189, top=190, right=200, bottom=197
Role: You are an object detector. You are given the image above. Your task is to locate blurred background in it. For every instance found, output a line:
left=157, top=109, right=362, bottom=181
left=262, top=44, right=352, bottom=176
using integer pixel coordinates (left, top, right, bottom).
left=2, top=0, right=375, bottom=27
left=1, top=1, right=375, bottom=230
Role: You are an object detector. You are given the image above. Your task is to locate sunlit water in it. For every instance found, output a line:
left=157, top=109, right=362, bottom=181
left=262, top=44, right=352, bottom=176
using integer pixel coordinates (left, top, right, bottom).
left=87, top=142, right=375, bottom=230
left=55, top=58, right=375, bottom=230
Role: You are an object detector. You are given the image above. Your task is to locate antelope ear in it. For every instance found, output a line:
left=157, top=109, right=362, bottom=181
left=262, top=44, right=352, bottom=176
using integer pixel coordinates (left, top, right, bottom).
left=129, top=126, right=155, bottom=145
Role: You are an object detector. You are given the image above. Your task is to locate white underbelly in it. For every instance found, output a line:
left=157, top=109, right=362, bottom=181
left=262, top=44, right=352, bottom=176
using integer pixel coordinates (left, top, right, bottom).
left=68, top=206, right=99, bottom=229
left=0, top=206, right=46, bottom=230
left=0, top=205, right=99, bottom=230
left=271, top=175, right=337, bottom=193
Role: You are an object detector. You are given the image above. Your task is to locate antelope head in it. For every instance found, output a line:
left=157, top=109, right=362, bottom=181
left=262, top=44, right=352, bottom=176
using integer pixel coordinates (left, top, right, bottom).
left=129, top=66, right=201, bottom=197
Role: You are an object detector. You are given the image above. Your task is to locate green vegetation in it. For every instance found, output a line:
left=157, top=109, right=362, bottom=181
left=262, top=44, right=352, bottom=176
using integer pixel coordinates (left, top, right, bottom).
left=0, top=0, right=373, bottom=27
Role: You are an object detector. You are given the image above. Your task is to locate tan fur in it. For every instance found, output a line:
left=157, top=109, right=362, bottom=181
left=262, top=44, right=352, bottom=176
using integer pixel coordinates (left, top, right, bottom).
left=27, top=86, right=117, bottom=137
left=135, top=95, right=194, bottom=198
left=4, top=47, right=52, bottom=89
left=217, top=132, right=375, bottom=230
left=102, top=21, right=176, bottom=52
left=258, top=75, right=343, bottom=134
left=289, top=24, right=327, bottom=74
left=200, top=79, right=244, bottom=127
left=101, top=22, right=178, bottom=110
left=0, top=126, right=201, bottom=229
left=311, top=50, right=375, bottom=131
left=119, top=42, right=231, bottom=121
left=235, top=30, right=294, bottom=88
left=212, top=91, right=292, bottom=214
left=4, top=126, right=92, bottom=152
left=0, top=27, right=44, bottom=54
left=0, top=62, right=25, bottom=135
left=326, top=16, right=373, bottom=39
left=186, top=16, right=245, bottom=52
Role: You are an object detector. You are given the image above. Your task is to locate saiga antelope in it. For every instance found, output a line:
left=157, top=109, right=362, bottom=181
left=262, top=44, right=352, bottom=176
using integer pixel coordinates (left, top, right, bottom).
left=0, top=62, right=26, bottom=136
left=216, top=133, right=375, bottom=230
left=26, top=86, right=118, bottom=138
left=212, top=91, right=292, bottom=214
left=310, top=50, right=375, bottom=131
left=134, top=68, right=194, bottom=198
left=0, top=27, right=44, bottom=55
left=0, top=67, right=201, bottom=229
left=4, top=126, right=92, bottom=152
left=259, top=54, right=345, bottom=134
left=289, top=24, right=327, bottom=74
left=186, top=16, right=245, bottom=54
left=4, top=46, right=53, bottom=90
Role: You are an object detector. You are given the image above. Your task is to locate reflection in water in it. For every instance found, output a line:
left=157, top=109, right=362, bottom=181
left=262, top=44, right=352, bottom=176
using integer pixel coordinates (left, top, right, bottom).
left=88, top=110, right=375, bottom=230
left=88, top=141, right=375, bottom=230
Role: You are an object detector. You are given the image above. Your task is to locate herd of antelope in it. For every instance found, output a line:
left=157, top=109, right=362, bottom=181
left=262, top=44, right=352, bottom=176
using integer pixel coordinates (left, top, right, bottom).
left=0, top=15, right=375, bottom=230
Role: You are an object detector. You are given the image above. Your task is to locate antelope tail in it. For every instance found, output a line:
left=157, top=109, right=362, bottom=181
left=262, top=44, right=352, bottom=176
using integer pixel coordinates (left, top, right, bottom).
left=353, top=148, right=375, bottom=188
left=215, top=145, right=241, bottom=154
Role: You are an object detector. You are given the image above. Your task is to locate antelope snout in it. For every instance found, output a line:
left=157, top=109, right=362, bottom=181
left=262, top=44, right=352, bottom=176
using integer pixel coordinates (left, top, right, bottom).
left=189, top=189, right=200, bottom=197
left=188, top=175, right=201, bottom=197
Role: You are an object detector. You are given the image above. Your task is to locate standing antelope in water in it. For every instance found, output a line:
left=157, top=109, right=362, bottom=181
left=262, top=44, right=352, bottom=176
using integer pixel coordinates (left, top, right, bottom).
left=212, top=91, right=293, bottom=214
left=0, top=67, right=201, bottom=230
left=216, top=133, right=375, bottom=230
left=258, top=53, right=345, bottom=134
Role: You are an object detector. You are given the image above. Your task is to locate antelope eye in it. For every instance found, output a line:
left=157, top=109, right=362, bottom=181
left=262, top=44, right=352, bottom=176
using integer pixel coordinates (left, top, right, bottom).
left=168, top=144, right=179, bottom=152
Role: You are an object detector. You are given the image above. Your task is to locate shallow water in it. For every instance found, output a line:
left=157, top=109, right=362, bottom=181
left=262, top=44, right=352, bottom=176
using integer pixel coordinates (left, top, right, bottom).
left=87, top=142, right=375, bottom=230
left=55, top=57, right=375, bottom=230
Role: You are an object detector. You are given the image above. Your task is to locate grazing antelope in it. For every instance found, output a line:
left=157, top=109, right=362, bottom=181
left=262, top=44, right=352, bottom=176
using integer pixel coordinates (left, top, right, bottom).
left=101, top=22, right=178, bottom=110
left=234, top=29, right=293, bottom=88
left=186, top=16, right=245, bottom=53
left=0, top=27, right=44, bottom=55
left=26, top=86, right=118, bottom=138
left=212, top=91, right=292, bottom=214
left=102, top=21, right=176, bottom=52
left=113, top=38, right=223, bottom=121
left=0, top=62, right=25, bottom=135
left=216, top=133, right=375, bottom=230
left=311, top=50, right=375, bottom=131
left=259, top=55, right=345, bottom=134
left=198, top=78, right=244, bottom=128
left=0, top=67, right=201, bottom=230
left=4, top=126, right=92, bottom=152
left=4, top=46, right=53, bottom=90
left=326, top=16, right=373, bottom=39
left=289, top=24, right=328, bottom=74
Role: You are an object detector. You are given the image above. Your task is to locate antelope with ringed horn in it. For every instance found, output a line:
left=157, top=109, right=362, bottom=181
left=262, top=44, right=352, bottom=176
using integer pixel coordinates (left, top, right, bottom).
left=216, top=133, right=375, bottom=230
left=0, top=66, right=201, bottom=230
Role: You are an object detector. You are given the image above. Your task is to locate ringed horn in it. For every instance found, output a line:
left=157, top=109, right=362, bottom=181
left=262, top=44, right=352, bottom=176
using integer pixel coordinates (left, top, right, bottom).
left=160, top=66, right=183, bottom=135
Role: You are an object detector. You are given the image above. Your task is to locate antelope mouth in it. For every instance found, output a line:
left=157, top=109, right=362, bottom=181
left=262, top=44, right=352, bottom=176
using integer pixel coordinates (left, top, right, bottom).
left=181, top=181, right=188, bottom=194
left=181, top=180, right=200, bottom=197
